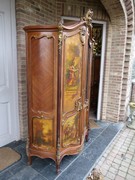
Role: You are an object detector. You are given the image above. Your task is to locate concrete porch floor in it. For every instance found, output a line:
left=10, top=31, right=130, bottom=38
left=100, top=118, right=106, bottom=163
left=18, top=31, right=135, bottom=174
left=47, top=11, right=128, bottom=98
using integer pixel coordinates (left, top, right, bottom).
left=0, top=121, right=125, bottom=180
left=86, top=124, right=135, bottom=180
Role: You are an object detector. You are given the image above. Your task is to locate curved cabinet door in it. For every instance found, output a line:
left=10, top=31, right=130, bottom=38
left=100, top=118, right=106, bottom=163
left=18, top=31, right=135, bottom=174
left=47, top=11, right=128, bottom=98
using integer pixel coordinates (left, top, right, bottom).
left=60, top=28, right=89, bottom=151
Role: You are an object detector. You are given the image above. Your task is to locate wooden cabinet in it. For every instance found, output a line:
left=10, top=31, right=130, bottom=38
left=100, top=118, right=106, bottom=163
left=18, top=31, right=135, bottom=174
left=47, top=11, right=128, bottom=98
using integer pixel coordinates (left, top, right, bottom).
left=24, top=10, right=93, bottom=173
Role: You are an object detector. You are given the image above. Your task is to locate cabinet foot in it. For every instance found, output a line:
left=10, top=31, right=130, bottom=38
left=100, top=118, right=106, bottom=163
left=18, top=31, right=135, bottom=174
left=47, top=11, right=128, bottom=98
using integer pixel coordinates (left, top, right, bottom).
left=28, top=156, right=32, bottom=165
left=56, top=162, right=60, bottom=174
left=85, top=133, right=89, bottom=142
left=85, top=131, right=89, bottom=142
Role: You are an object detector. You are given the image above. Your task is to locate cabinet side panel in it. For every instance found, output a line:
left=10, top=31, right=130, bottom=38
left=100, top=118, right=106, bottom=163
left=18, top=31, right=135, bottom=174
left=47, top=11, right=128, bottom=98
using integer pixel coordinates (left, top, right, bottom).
left=30, top=35, right=54, bottom=112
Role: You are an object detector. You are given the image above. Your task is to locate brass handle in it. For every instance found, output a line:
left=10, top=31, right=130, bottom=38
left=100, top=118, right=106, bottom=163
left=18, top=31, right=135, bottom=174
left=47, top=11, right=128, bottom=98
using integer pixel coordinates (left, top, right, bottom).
left=83, top=99, right=89, bottom=108
left=75, top=101, right=83, bottom=111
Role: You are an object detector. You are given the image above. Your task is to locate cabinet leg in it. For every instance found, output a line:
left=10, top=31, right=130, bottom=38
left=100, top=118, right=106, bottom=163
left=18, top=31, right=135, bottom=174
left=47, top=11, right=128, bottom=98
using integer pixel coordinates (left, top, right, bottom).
left=85, top=134, right=88, bottom=142
left=56, top=162, right=60, bottom=174
left=85, top=131, right=89, bottom=142
left=28, top=156, right=32, bottom=165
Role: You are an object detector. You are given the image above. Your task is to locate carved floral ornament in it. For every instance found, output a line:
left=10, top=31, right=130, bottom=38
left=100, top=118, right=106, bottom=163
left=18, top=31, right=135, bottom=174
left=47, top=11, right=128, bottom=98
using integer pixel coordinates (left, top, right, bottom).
left=58, top=9, right=94, bottom=50
left=83, top=9, right=93, bottom=26
left=58, top=20, right=63, bottom=52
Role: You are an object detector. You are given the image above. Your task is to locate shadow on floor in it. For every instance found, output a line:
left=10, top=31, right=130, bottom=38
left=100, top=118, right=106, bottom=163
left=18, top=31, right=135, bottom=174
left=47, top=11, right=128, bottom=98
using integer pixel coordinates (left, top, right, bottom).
left=0, top=121, right=124, bottom=180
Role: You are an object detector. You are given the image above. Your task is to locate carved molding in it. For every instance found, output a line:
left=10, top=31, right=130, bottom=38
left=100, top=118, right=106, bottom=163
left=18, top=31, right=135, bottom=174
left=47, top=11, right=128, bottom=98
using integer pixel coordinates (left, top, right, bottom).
left=56, top=137, right=60, bottom=163
left=32, top=34, right=54, bottom=40
left=31, top=109, right=53, bottom=119
left=58, top=20, right=63, bottom=53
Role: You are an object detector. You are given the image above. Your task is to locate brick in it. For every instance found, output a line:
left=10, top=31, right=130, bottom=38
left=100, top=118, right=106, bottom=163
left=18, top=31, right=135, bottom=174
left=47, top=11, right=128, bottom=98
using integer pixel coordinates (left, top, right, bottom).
left=106, top=171, right=116, bottom=180
left=128, top=168, right=135, bottom=176
left=111, top=162, right=120, bottom=169
left=126, top=153, right=133, bottom=160
left=113, top=158, right=121, bottom=165
left=129, top=164, right=135, bottom=171
left=126, top=174, right=135, bottom=180
left=118, top=170, right=127, bottom=178
left=121, top=161, right=130, bottom=168
left=119, top=165, right=128, bottom=172
left=100, top=168, right=108, bottom=176
left=109, top=167, right=118, bottom=174
left=115, top=175, right=125, bottom=180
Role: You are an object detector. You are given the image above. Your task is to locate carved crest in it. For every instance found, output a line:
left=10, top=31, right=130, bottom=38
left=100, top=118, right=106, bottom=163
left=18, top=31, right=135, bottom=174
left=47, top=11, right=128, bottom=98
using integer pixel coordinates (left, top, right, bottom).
left=82, top=9, right=93, bottom=26
left=83, top=9, right=94, bottom=44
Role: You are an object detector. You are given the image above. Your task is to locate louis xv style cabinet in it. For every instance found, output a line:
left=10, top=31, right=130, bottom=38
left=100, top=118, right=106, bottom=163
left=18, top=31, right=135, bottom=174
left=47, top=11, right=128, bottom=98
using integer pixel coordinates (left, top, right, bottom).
left=24, top=10, right=93, bottom=173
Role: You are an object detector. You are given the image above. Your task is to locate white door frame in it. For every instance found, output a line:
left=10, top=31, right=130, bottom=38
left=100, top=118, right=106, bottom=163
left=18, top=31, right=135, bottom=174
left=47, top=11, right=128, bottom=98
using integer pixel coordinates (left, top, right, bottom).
left=11, top=0, right=20, bottom=140
left=61, top=16, right=107, bottom=121
left=94, top=20, right=106, bottom=120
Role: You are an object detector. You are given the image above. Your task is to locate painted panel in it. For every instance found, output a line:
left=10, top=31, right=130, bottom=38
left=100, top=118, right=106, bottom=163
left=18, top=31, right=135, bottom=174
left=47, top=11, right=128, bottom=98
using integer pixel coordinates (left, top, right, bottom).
left=63, top=113, right=80, bottom=147
left=0, top=12, right=6, bottom=87
left=64, top=34, right=82, bottom=113
left=32, top=117, right=54, bottom=149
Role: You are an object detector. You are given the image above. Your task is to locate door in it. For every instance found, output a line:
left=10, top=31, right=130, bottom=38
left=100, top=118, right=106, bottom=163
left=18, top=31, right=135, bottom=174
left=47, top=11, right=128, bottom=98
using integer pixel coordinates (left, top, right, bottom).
left=90, top=55, right=101, bottom=111
left=0, top=0, right=19, bottom=146
left=60, top=26, right=89, bottom=149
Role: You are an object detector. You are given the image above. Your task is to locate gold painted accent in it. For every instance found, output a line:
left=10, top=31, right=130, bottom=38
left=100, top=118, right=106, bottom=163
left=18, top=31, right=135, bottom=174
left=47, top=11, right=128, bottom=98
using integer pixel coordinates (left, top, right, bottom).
left=75, top=101, right=82, bottom=112
left=83, top=99, right=89, bottom=109
left=26, top=138, right=29, bottom=156
left=62, top=119, right=65, bottom=126
left=57, top=137, right=60, bottom=162
left=58, top=20, right=63, bottom=52
left=80, top=26, right=86, bottom=46
left=83, top=9, right=93, bottom=26
left=32, top=34, right=53, bottom=39
left=31, top=109, right=52, bottom=119
left=82, top=9, right=94, bottom=43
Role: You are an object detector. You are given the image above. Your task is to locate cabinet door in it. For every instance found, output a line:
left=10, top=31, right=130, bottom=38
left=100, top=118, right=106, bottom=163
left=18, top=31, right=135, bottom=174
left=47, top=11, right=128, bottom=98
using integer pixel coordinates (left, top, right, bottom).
left=60, top=28, right=88, bottom=149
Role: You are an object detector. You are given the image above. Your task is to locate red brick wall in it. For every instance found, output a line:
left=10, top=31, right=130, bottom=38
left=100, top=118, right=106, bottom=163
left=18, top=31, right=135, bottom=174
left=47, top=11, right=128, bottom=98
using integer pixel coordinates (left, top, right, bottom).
left=100, top=0, right=134, bottom=122
left=119, top=0, right=135, bottom=120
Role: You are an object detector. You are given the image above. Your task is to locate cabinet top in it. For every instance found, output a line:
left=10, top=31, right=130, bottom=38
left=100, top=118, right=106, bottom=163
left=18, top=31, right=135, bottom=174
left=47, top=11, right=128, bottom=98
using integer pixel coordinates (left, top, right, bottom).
left=24, top=9, right=93, bottom=33
left=24, top=25, right=58, bottom=31
left=24, top=21, right=87, bottom=32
